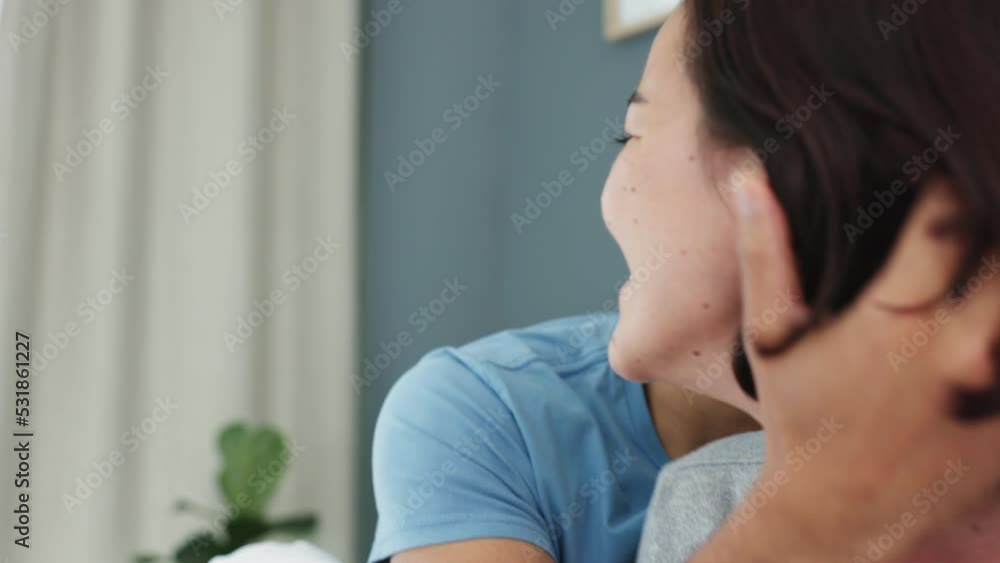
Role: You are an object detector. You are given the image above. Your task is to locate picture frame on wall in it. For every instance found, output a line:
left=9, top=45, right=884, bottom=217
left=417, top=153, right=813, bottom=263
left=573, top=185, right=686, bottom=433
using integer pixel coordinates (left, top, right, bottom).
left=603, top=0, right=681, bottom=41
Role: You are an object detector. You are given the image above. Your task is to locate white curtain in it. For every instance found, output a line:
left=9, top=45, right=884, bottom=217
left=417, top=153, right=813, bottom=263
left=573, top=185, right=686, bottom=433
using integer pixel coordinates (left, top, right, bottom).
left=1, top=1, right=359, bottom=561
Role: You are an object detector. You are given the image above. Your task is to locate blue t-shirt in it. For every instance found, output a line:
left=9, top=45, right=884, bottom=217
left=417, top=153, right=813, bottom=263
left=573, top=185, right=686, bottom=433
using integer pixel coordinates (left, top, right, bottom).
left=368, top=315, right=671, bottom=563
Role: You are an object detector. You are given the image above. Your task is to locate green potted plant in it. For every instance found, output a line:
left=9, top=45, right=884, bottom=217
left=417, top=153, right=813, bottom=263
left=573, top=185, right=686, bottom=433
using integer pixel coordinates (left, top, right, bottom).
left=135, top=423, right=318, bottom=563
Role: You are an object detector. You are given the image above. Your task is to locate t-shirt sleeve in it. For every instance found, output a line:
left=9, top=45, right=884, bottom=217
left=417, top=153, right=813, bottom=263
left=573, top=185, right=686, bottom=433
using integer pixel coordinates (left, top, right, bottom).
left=367, top=348, right=556, bottom=563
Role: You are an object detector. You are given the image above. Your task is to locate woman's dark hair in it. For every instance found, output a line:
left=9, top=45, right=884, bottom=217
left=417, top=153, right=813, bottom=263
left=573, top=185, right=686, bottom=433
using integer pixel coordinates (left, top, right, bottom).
left=684, top=0, right=1000, bottom=420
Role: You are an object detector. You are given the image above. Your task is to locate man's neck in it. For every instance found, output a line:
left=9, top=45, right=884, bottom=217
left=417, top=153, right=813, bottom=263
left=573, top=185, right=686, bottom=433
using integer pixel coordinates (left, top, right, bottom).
left=644, top=381, right=761, bottom=460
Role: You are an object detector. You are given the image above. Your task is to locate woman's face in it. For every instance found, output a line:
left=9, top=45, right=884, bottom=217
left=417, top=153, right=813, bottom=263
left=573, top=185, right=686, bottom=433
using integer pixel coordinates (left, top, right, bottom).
left=602, top=7, right=754, bottom=412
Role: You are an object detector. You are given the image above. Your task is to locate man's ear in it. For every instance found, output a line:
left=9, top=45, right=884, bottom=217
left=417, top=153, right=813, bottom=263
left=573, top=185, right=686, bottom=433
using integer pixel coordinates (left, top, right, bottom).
left=711, top=147, right=770, bottom=211
left=715, top=148, right=773, bottom=404
left=861, top=177, right=968, bottom=310
left=863, top=178, right=1000, bottom=394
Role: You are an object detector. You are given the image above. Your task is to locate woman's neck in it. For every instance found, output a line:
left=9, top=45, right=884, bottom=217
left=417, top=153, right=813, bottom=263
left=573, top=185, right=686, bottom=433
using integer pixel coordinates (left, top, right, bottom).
left=644, top=380, right=761, bottom=460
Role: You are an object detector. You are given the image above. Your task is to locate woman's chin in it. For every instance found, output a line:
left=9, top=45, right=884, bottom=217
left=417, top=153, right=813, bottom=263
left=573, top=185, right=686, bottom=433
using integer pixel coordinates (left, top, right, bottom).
left=608, top=328, right=655, bottom=382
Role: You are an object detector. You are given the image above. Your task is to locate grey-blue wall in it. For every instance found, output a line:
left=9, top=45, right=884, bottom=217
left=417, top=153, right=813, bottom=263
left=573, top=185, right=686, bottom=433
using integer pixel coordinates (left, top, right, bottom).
left=357, top=1, right=655, bottom=559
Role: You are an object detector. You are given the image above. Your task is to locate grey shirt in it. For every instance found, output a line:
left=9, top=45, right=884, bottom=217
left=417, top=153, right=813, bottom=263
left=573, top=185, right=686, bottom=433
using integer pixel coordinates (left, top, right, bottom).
left=637, top=431, right=765, bottom=563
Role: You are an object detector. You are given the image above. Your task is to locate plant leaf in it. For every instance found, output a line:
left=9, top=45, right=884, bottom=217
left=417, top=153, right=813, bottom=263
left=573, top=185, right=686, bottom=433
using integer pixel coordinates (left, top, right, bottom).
left=217, top=423, right=288, bottom=516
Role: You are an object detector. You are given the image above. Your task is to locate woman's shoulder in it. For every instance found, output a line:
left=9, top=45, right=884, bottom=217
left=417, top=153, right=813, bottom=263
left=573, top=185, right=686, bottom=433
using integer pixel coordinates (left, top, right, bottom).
left=385, top=314, right=619, bottom=405
left=457, top=313, right=619, bottom=372
left=370, top=314, right=646, bottom=560
left=374, top=314, right=627, bottom=464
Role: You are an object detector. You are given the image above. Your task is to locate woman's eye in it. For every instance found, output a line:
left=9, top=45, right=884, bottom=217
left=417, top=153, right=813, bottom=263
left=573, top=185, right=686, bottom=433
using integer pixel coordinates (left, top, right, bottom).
left=615, top=133, right=633, bottom=145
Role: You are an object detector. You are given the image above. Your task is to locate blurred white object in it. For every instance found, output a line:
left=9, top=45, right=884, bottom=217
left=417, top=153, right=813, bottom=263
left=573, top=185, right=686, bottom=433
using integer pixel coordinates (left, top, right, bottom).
left=209, top=541, right=342, bottom=563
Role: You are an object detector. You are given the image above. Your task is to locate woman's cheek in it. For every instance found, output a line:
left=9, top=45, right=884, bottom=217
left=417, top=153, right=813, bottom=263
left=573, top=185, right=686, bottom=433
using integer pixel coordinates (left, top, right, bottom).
left=600, top=158, right=633, bottom=235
